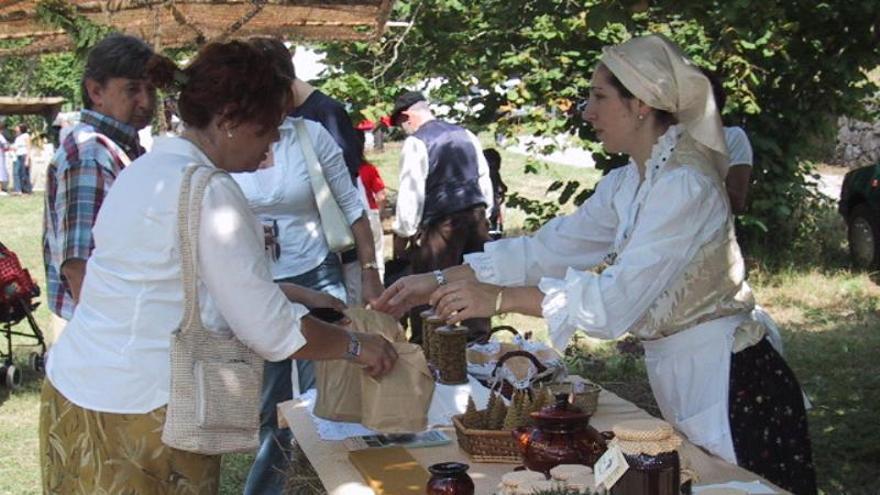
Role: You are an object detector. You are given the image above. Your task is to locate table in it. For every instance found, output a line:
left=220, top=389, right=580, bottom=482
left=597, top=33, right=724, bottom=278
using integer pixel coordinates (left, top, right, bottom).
left=278, top=387, right=787, bottom=494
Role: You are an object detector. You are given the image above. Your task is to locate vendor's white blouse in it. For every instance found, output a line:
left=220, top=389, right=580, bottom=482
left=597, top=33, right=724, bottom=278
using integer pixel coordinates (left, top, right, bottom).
left=465, top=126, right=759, bottom=350
left=47, top=136, right=309, bottom=414
left=232, top=117, right=364, bottom=280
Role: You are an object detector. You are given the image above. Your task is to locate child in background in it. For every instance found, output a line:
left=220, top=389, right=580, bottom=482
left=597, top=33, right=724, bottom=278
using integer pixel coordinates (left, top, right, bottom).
left=357, top=130, right=388, bottom=279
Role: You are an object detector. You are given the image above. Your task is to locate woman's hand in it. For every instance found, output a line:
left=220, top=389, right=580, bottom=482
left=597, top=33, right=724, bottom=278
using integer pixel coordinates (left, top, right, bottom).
left=372, top=272, right=437, bottom=318
left=351, top=332, right=398, bottom=377
left=430, top=280, right=500, bottom=325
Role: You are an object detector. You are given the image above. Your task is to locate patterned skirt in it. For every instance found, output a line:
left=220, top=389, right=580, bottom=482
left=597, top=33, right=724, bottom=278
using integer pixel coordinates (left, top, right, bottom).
left=39, top=380, right=221, bottom=494
left=729, top=338, right=818, bottom=495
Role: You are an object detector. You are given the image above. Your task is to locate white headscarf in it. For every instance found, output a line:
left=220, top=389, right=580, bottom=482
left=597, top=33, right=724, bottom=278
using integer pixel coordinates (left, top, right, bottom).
left=600, top=34, right=729, bottom=178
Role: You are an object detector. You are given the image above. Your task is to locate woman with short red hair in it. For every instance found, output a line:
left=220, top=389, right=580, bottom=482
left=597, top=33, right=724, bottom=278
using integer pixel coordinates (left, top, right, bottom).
left=39, top=40, right=397, bottom=494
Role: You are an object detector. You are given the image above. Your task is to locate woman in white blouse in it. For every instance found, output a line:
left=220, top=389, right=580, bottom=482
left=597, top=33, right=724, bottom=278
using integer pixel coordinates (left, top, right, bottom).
left=39, top=40, right=397, bottom=494
left=376, top=35, right=815, bottom=494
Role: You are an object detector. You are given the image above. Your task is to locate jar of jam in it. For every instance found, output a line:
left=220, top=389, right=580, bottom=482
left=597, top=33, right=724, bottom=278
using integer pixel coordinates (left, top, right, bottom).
left=608, top=419, right=682, bottom=495
left=426, top=462, right=475, bottom=495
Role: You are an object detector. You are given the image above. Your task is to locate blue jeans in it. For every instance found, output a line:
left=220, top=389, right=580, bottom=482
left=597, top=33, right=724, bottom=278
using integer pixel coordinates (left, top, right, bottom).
left=243, top=253, right=346, bottom=495
left=13, top=156, right=31, bottom=194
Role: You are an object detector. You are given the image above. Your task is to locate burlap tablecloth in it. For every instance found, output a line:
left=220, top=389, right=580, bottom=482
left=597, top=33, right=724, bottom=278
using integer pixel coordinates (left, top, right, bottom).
left=278, top=385, right=788, bottom=494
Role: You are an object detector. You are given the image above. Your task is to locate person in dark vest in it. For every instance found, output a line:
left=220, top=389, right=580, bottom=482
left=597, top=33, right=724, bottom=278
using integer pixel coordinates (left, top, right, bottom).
left=390, top=91, right=494, bottom=343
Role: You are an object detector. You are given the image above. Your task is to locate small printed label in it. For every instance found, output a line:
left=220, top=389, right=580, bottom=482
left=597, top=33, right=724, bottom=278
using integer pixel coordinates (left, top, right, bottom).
left=594, top=442, right=629, bottom=490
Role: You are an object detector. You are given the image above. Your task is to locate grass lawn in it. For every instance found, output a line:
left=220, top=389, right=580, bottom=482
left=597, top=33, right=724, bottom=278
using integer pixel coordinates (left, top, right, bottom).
left=1, top=141, right=878, bottom=494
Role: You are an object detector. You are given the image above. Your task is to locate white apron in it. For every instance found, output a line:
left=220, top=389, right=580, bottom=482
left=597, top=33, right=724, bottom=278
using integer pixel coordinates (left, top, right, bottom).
left=642, top=313, right=747, bottom=464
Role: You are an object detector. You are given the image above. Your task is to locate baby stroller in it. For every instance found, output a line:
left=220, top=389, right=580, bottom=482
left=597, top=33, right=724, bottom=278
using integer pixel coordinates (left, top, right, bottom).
left=0, top=241, right=47, bottom=390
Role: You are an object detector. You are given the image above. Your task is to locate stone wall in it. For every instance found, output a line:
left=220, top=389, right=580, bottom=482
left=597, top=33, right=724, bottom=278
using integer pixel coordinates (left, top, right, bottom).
left=834, top=110, right=880, bottom=169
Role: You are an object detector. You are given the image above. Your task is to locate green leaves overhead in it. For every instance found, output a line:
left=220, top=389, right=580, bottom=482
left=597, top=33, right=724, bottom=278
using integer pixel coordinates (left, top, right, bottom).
left=317, top=0, right=879, bottom=255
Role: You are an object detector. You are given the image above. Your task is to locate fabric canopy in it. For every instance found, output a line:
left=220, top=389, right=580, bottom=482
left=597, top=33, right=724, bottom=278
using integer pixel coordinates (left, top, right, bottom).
left=0, top=0, right=395, bottom=57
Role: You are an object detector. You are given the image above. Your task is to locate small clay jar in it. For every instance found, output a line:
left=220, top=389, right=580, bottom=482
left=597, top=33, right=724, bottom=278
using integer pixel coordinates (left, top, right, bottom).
left=608, top=419, right=682, bottom=495
left=426, top=462, right=475, bottom=495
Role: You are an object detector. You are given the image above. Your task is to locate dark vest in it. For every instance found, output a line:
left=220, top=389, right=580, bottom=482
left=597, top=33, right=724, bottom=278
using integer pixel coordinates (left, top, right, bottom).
left=413, top=120, right=487, bottom=226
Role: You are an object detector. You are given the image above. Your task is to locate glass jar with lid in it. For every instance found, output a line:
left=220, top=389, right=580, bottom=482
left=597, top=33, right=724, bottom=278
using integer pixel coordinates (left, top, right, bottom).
left=609, top=419, right=682, bottom=495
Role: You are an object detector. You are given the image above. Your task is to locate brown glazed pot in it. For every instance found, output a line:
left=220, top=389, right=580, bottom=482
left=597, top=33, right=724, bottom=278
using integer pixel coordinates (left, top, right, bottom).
left=512, top=394, right=609, bottom=475
left=426, top=462, right=475, bottom=495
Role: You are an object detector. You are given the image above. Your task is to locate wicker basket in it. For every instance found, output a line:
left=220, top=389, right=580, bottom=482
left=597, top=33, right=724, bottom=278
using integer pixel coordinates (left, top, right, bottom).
left=452, top=414, right=522, bottom=463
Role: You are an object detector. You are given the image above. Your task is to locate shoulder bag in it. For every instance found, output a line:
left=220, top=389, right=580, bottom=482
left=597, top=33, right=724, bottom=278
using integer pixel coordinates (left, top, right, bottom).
left=161, top=164, right=264, bottom=455
left=293, top=118, right=356, bottom=253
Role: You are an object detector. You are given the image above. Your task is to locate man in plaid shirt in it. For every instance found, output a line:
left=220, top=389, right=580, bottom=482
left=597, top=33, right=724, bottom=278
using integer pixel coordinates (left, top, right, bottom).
left=43, top=34, right=157, bottom=339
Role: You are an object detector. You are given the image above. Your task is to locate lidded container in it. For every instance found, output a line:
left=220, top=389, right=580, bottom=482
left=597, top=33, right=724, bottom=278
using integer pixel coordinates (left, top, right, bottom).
left=426, top=462, right=475, bottom=495
left=432, top=325, right=469, bottom=384
left=609, top=419, right=682, bottom=495
left=420, top=309, right=444, bottom=363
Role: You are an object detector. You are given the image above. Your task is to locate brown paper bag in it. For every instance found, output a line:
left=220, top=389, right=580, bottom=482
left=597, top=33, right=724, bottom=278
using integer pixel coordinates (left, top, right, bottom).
left=360, top=343, right=434, bottom=433
left=344, top=307, right=407, bottom=342
left=313, top=308, right=406, bottom=422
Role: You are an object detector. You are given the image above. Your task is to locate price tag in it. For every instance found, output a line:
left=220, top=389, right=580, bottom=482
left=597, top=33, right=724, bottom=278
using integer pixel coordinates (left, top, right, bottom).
left=594, top=442, right=629, bottom=490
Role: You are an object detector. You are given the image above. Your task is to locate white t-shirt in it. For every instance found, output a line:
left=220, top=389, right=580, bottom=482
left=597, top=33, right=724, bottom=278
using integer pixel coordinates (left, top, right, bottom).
left=47, top=136, right=308, bottom=414
left=13, top=132, right=29, bottom=157
left=722, top=126, right=753, bottom=176
left=232, top=117, right=364, bottom=280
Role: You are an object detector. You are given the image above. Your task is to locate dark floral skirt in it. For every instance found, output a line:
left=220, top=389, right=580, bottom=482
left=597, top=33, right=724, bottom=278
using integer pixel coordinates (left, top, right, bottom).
left=729, top=338, right=817, bottom=495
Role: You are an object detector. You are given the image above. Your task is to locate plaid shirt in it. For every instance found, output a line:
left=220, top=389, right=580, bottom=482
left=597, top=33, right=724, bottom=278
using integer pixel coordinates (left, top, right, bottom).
left=42, top=110, right=145, bottom=319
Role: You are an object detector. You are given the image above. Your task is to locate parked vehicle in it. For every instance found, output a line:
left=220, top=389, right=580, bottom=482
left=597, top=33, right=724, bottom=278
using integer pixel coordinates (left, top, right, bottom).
left=839, top=161, right=880, bottom=269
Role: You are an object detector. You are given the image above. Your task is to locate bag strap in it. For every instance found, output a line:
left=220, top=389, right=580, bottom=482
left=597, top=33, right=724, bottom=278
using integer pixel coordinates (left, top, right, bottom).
left=177, top=164, right=224, bottom=333
left=293, top=118, right=335, bottom=217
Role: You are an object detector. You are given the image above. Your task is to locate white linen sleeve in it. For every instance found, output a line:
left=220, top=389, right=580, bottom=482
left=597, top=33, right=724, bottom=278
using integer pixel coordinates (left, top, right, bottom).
left=197, top=174, right=309, bottom=362
left=538, top=168, right=729, bottom=350
left=470, top=132, right=494, bottom=215
left=463, top=168, right=624, bottom=286
left=392, top=137, right=428, bottom=237
left=310, top=123, right=364, bottom=225
left=725, top=127, right=753, bottom=167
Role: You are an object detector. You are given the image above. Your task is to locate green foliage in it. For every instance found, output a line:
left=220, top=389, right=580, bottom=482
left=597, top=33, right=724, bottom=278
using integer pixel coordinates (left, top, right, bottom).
left=319, top=0, right=880, bottom=255
left=33, top=52, right=82, bottom=105
left=35, top=0, right=114, bottom=60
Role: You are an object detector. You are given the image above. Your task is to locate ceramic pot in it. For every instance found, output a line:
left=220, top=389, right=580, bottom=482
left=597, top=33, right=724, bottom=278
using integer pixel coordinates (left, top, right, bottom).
left=512, top=393, right=609, bottom=475
left=426, top=462, right=475, bottom=495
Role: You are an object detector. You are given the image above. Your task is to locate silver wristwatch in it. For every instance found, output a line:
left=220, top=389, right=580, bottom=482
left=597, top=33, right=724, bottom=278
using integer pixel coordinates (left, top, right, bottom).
left=344, top=331, right=362, bottom=360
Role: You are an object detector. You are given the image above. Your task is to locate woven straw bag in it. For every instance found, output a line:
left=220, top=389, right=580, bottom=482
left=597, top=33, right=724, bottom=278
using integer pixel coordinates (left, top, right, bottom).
left=294, top=118, right=356, bottom=253
left=161, top=164, right=264, bottom=455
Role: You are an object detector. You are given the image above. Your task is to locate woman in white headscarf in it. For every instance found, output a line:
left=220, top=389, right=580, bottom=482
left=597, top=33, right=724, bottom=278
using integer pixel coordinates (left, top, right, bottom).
left=375, top=34, right=816, bottom=494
